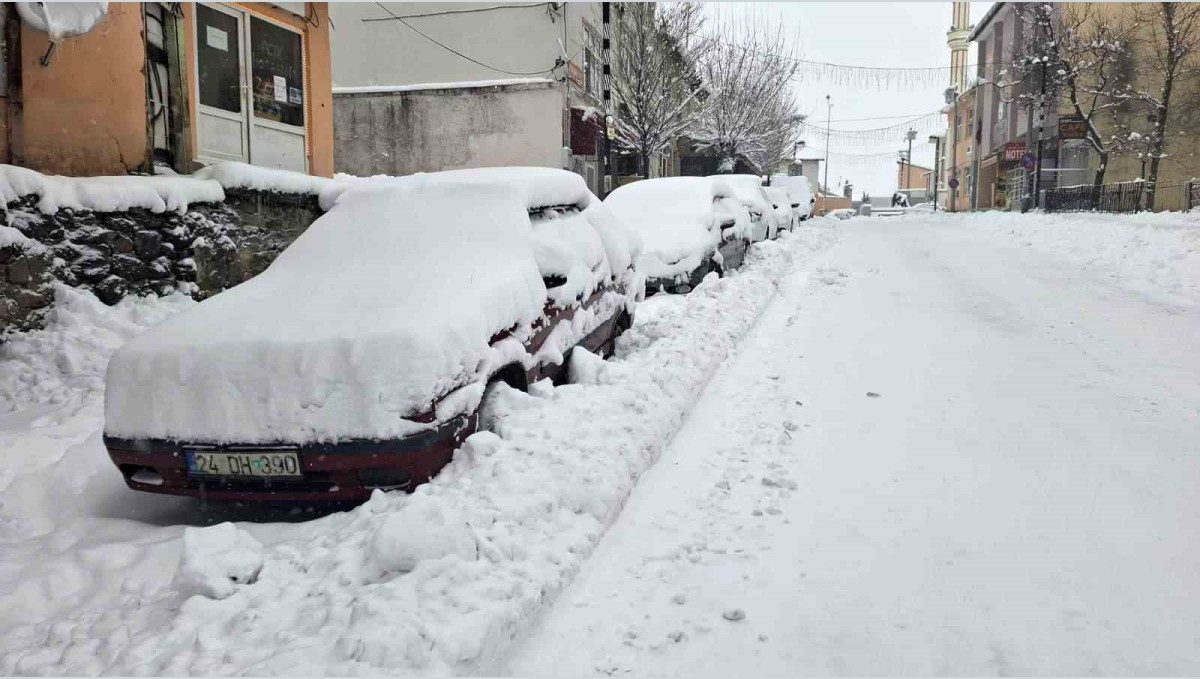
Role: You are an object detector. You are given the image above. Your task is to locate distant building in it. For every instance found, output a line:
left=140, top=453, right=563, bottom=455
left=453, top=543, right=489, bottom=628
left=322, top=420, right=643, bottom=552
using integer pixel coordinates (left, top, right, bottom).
left=897, top=162, right=933, bottom=204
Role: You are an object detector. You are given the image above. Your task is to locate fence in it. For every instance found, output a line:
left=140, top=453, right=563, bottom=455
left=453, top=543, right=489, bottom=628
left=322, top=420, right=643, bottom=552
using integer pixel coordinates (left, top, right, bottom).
left=1043, top=179, right=1200, bottom=214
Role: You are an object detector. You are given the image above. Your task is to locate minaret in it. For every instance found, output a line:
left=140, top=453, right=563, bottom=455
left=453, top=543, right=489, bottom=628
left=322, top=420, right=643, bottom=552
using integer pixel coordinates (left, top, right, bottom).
left=947, top=2, right=971, bottom=93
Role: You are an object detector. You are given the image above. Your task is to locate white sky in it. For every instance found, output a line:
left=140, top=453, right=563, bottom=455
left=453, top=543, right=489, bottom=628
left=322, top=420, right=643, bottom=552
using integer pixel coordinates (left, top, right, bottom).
left=722, top=2, right=993, bottom=199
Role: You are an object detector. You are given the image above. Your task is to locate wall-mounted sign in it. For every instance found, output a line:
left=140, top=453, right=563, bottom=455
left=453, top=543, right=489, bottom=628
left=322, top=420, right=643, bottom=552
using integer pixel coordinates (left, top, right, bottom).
left=1058, top=118, right=1088, bottom=140
left=1003, top=142, right=1027, bottom=162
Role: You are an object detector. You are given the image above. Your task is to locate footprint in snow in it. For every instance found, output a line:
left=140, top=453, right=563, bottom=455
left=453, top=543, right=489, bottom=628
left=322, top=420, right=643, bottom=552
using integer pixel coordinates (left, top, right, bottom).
left=723, top=609, right=747, bottom=622
left=867, top=392, right=881, bottom=398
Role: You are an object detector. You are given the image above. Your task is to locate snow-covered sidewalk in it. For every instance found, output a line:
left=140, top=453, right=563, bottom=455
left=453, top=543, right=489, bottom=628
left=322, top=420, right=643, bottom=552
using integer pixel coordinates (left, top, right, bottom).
left=501, top=213, right=1200, bottom=675
left=0, top=222, right=838, bottom=675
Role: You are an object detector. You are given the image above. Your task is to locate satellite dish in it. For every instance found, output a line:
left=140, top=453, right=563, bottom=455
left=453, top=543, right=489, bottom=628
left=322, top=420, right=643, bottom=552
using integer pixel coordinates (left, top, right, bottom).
left=15, top=2, right=109, bottom=42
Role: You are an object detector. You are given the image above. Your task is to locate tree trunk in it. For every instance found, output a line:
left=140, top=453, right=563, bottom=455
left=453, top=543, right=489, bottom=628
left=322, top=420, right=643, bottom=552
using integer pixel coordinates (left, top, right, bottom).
left=1093, top=151, right=1108, bottom=187
left=640, top=151, right=650, bottom=179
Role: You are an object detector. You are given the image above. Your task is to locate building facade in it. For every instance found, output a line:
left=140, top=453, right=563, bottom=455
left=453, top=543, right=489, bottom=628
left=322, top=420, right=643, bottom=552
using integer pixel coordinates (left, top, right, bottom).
left=330, top=2, right=638, bottom=195
left=0, top=2, right=334, bottom=177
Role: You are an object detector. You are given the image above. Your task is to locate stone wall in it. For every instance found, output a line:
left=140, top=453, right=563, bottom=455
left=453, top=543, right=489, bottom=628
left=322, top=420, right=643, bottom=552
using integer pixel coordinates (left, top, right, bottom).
left=0, top=189, right=326, bottom=337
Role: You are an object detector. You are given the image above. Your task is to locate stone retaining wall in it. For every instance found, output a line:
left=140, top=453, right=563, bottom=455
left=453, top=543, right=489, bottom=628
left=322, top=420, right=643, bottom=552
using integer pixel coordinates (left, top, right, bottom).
left=0, top=189, right=325, bottom=337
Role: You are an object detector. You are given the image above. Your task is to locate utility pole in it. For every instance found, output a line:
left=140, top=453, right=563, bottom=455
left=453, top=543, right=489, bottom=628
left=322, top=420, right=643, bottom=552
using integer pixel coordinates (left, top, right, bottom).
left=929, top=135, right=941, bottom=211
left=904, top=129, right=917, bottom=198
left=1033, top=59, right=1046, bottom=209
left=823, top=94, right=831, bottom=215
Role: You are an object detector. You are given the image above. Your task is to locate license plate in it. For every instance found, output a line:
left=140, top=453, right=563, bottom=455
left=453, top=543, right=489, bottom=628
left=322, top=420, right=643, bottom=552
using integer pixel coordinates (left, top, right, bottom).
left=185, top=450, right=303, bottom=478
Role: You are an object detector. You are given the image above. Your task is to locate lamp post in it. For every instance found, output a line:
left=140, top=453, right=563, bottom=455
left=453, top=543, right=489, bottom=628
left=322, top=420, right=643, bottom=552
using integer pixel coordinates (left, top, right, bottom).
left=823, top=95, right=831, bottom=215
left=904, top=129, right=917, bottom=199
left=929, top=134, right=942, bottom=211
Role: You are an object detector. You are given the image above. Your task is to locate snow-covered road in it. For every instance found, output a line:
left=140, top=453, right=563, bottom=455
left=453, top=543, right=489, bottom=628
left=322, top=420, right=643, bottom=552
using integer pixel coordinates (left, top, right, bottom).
left=501, top=215, right=1200, bottom=675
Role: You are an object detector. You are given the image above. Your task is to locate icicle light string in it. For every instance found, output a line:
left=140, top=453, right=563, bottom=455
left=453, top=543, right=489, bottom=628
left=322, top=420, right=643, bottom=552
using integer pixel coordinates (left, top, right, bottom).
left=718, top=41, right=976, bottom=91
left=799, top=111, right=945, bottom=147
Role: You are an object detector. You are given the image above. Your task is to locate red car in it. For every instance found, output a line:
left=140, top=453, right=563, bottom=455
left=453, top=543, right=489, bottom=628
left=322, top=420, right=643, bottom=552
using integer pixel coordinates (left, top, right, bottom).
left=103, top=168, right=643, bottom=502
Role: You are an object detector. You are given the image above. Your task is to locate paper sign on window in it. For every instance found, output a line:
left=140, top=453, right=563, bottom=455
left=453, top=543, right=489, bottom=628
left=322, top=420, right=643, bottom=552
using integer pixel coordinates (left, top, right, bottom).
left=273, top=76, right=287, bottom=103
left=206, top=26, right=228, bottom=51
left=288, top=87, right=302, bottom=105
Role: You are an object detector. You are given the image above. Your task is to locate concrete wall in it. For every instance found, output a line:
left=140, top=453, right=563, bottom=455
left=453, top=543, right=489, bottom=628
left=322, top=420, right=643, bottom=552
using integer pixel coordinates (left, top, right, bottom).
left=330, top=3, right=600, bottom=89
left=333, top=82, right=562, bottom=177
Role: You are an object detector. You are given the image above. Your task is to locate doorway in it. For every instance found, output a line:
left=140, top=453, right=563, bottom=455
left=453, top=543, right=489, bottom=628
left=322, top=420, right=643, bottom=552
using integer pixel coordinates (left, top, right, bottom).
left=194, top=4, right=307, bottom=172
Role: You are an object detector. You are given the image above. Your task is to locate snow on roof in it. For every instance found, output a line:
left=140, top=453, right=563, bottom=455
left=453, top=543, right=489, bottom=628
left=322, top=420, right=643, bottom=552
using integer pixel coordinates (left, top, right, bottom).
left=416, top=166, right=593, bottom=211
left=333, top=77, right=554, bottom=95
left=105, top=179, right=549, bottom=443
left=0, top=164, right=225, bottom=215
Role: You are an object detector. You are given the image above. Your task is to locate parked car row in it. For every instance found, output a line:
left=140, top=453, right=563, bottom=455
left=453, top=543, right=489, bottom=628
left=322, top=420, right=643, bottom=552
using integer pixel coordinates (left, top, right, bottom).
left=103, top=168, right=817, bottom=503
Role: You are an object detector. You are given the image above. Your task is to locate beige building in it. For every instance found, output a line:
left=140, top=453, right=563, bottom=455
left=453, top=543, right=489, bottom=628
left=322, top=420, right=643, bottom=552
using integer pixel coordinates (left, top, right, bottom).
left=330, top=2, right=626, bottom=194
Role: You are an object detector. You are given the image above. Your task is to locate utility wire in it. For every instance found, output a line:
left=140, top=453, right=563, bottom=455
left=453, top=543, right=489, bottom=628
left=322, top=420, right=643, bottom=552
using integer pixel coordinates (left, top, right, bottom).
left=363, top=3, right=550, bottom=21
left=372, top=2, right=560, bottom=77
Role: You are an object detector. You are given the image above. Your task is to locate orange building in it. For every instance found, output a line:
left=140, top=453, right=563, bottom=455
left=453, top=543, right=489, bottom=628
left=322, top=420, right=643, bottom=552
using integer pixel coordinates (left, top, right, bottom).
left=0, top=3, right=333, bottom=178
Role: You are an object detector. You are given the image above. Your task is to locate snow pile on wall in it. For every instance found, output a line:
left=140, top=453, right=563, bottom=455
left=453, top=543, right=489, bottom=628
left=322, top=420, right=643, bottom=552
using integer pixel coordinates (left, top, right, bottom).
left=193, top=162, right=348, bottom=209
left=960, top=211, right=1200, bottom=306
left=0, top=220, right=840, bottom=676
left=0, top=165, right=225, bottom=215
left=0, top=284, right=193, bottom=412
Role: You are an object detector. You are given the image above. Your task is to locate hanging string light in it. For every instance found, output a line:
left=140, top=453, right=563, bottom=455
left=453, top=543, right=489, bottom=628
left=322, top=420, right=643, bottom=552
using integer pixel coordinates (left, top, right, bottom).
left=799, top=111, right=946, bottom=147
left=721, top=42, right=977, bottom=91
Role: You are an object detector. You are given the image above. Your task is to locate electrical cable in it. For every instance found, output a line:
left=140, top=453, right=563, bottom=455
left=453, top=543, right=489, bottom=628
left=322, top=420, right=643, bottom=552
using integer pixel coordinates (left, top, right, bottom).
left=372, top=2, right=561, bottom=77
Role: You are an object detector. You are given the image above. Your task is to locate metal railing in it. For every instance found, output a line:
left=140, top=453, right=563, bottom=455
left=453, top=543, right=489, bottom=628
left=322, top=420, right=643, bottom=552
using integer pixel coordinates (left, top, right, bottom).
left=1043, top=179, right=1200, bottom=214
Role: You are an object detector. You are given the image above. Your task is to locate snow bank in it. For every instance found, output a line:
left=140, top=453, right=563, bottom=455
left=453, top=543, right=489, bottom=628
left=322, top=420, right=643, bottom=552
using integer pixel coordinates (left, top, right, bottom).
left=0, top=225, right=45, bottom=253
left=0, top=164, right=224, bottom=215
left=0, top=284, right=193, bottom=412
left=604, top=177, right=749, bottom=281
left=333, top=77, right=554, bottom=95
left=175, top=523, right=264, bottom=600
left=2, top=220, right=840, bottom=676
left=193, top=161, right=348, bottom=209
left=956, top=210, right=1200, bottom=306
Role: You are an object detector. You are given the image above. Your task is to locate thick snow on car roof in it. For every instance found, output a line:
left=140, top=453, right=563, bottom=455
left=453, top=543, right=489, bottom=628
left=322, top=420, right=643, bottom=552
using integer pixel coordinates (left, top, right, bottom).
left=420, top=166, right=593, bottom=211
left=724, top=174, right=770, bottom=206
left=604, top=177, right=727, bottom=267
left=770, top=175, right=813, bottom=205
left=763, top=186, right=791, bottom=206
left=105, top=177, right=551, bottom=444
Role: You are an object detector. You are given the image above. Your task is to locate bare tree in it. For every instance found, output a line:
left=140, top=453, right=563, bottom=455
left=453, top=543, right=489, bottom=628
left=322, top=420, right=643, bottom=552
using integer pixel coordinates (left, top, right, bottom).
left=611, top=3, right=711, bottom=179
left=1124, top=2, right=1200, bottom=207
left=691, top=11, right=801, bottom=174
left=1013, top=3, right=1133, bottom=186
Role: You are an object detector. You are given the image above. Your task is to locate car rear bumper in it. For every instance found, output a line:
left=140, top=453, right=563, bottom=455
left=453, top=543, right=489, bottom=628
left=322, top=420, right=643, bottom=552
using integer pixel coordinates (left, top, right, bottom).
left=103, top=413, right=478, bottom=503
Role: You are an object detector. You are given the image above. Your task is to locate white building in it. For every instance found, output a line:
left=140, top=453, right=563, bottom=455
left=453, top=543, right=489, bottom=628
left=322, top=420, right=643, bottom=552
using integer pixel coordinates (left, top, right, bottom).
left=330, top=2, right=617, bottom=193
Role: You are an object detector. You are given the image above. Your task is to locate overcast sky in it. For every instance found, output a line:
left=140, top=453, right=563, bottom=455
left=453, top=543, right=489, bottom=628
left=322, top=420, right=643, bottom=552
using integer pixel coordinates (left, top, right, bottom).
left=724, top=2, right=993, bottom=199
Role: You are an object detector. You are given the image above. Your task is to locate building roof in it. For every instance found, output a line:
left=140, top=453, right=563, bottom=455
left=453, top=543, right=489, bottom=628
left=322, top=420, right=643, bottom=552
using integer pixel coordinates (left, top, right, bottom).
left=968, top=2, right=1004, bottom=42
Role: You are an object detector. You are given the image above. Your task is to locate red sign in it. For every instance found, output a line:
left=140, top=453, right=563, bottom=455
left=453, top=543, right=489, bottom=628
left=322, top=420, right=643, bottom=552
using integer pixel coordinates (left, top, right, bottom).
left=1003, top=142, right=1027, bottom=162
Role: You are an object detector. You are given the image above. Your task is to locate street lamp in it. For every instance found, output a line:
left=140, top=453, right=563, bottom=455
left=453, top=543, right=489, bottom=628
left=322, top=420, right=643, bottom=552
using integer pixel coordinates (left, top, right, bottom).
left=904, top=129, right=918, bottom=199
left=929, top=134, right=942, bottom=211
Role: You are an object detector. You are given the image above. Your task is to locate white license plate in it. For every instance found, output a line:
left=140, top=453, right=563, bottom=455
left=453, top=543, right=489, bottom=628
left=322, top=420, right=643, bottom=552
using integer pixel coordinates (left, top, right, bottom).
left=185, top=450, right=302, bottom=478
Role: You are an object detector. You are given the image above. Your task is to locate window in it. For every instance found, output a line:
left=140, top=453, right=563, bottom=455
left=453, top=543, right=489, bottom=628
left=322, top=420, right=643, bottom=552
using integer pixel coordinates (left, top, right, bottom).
left=250, top=16, right=304, bottom=127
left=584, top=27, right=602, bottom=99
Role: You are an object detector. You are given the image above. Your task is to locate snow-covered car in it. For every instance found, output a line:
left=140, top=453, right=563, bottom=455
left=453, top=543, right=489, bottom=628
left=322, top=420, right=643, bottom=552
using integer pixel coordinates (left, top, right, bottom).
left=604, top=176, right=754, bottom=296
left=762, top=186, right=796, bottom=234
left=720, top=174, right=780, bottom=241
left=103, top=168, right=643, bottom=502
left=829, top=208, right=856, bottom=220
left=770, top=175, right=814, bottom=221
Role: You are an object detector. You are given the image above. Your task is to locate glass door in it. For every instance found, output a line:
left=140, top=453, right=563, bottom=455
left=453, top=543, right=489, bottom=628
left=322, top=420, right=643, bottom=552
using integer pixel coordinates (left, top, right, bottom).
left=195, top=5, right=308, bottom=172
left=195, top=3, right=249, bottom=163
